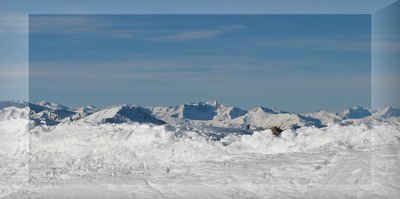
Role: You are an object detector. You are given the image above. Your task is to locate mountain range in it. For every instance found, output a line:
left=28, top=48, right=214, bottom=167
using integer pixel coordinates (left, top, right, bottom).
left=1, top=100, right=399, bottom=129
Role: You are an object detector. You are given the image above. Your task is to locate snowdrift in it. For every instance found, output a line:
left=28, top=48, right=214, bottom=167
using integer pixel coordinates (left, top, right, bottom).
left=27, top=120, right=399, bottom=161
left=1, top=104, right=400, bottom=198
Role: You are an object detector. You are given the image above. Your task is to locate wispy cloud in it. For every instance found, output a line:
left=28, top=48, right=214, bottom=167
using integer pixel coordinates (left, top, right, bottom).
left=372, top=38, right=400, bottom=54
left=29, top=15, right=95, bottom=33
left=29, top=16, right=244, bottom=41
left=259, top=35, right=371, bottom=52
left=28, top=15, right=240, bottom=42
left=29, top=15, right=144, bottom=39
left=0, top=13, right=27, bottom=34
left=153, top=25, right=244, bottom=41
left=29, top=53, right=365, bottom=83
left=0, top=67, right=28, bottom=79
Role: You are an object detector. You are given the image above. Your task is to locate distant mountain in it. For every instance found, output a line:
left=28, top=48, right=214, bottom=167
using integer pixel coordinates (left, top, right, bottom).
left=305, top=110, right=342, bottom=126
left=82, top=105, right=165, bottom=125
left=255, top=106, right=288, bottom=114
left=373, top=106, right=400, bottom=119
left=74, top=105, right=98, bottom=114
left=0, top=100, right=28, bottom=109
left=35, top=101, right=70, bottom=111
left=28, top=101, right=97, bottom=125
left=150, top=101, right=247, bottom=125
left=339, top=106, right=371, bottom=119
left=229, top=106, right=323, bottom=129
left=182, top=101, right=218, bottom=120
left=2, top=100, right=398, bottom=127
left=214, top=105, right=247, bottom=121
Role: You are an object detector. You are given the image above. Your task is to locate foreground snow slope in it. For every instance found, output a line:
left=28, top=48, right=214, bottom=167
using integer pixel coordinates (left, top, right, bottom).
left=0, top=108, right=29, bottom=197
left=0, top=106, right=399, bottom=198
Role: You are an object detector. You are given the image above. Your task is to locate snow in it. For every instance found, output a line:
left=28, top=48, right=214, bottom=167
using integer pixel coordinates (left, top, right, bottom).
left=339, top=105, right=372, bottom=119
left=373, top=106, right=400, bottom=119
left=1, top=103, right=400, bottom=198
left=0, top=108, right=29, bottom=197
left=0, top=100, right=27, bottom=109
left=0, top=106, right=29, bottom=121
left=82, top=105, right=165, bottom=125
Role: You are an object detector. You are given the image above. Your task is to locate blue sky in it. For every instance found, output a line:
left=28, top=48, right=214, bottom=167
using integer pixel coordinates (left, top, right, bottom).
left=28, top=15, right=371, bottom=112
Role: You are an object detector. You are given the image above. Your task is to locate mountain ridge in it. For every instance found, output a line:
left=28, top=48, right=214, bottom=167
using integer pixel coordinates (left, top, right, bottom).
left=1, top=100, right=398, bottom=127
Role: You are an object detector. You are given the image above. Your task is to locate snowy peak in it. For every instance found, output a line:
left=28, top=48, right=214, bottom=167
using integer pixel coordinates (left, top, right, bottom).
left=149, top=101, right=247, bottom=125
left=373, top=106, right=400, bottom=119
left=27, top=101, right=98, bottom=126
left=74, top=105, right=98, bottom=114
left=2, top=100, right=396, bottom=127
left=182, top=102, right=218, bottom=120
left=305, top=110, right=342, bottom=125
left=83, top=105, right=165, bottom=125
left=339, top=106, right=371, bottom=119
left=29, top=102, right=77, bottom=124
left=225, top=106, right=247, bottom=119
left=250, top=106, right=287, bottom=114
left=203, top=100, right=220, bottom=107
left=181, top=101, right=247, bottom=121
left=231, top=107, right=323, bottom=130
left=36, top=101, right=69, bottom=110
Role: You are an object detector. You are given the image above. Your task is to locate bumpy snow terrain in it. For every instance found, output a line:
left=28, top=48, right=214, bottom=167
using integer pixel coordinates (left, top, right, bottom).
left=0, top=101, right=400, bottom=198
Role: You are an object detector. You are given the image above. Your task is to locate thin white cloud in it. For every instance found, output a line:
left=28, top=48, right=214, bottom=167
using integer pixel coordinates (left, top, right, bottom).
left=372, top=38, right=400, bottom=53
left=29, top=16, right=245, bottom=41
left=260, top=35, right=371, bottom=52
left=29, top=15, right=143, bottom=39
left=161, top=30, right=222, bottom=41
left=0, top=67, right=28, bottom=79
left=0, top=13, right=28, bottom=33
left=154, top=24, right=244, bottom=41
left=29, top=15, right=102, bottom=34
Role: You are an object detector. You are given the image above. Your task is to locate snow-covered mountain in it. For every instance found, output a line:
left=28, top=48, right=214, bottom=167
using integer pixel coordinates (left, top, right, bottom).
left=83, top=104, right=165, bottom=125
left=373, top=106, right=400, bottom=119
left=1, top=100, right=399, bottom=128
left=150, top=101, right=247, bottom=127
left=29, top=101, right=97, bottom=125
left=339, top=105, right=371, bottom=119
left=0, top=100, right=28, bottom=109
left=229, top=106, right=323, bottom=129
left=305, top=110, right=343, bottom=126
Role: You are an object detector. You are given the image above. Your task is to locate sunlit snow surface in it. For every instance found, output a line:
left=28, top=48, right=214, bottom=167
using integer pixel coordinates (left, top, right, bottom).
left=1, top=107, right=400, bottom=198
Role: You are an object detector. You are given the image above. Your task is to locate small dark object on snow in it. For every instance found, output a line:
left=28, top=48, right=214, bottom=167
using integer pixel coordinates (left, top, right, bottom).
left=270, top=126, right=283, bottom=136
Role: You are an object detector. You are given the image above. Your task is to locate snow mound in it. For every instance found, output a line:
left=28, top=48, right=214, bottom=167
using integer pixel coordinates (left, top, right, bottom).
left=28, top=121, right=400, bottom=159
left=82, top=105, right=165, bottom=125
left=0, top=107, right=30, bottom=191
left=0, top=107, right=29, bottom=121
left=1, top=103, right=399, bottom=198
left=224, top=124, right=376, bottom=154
